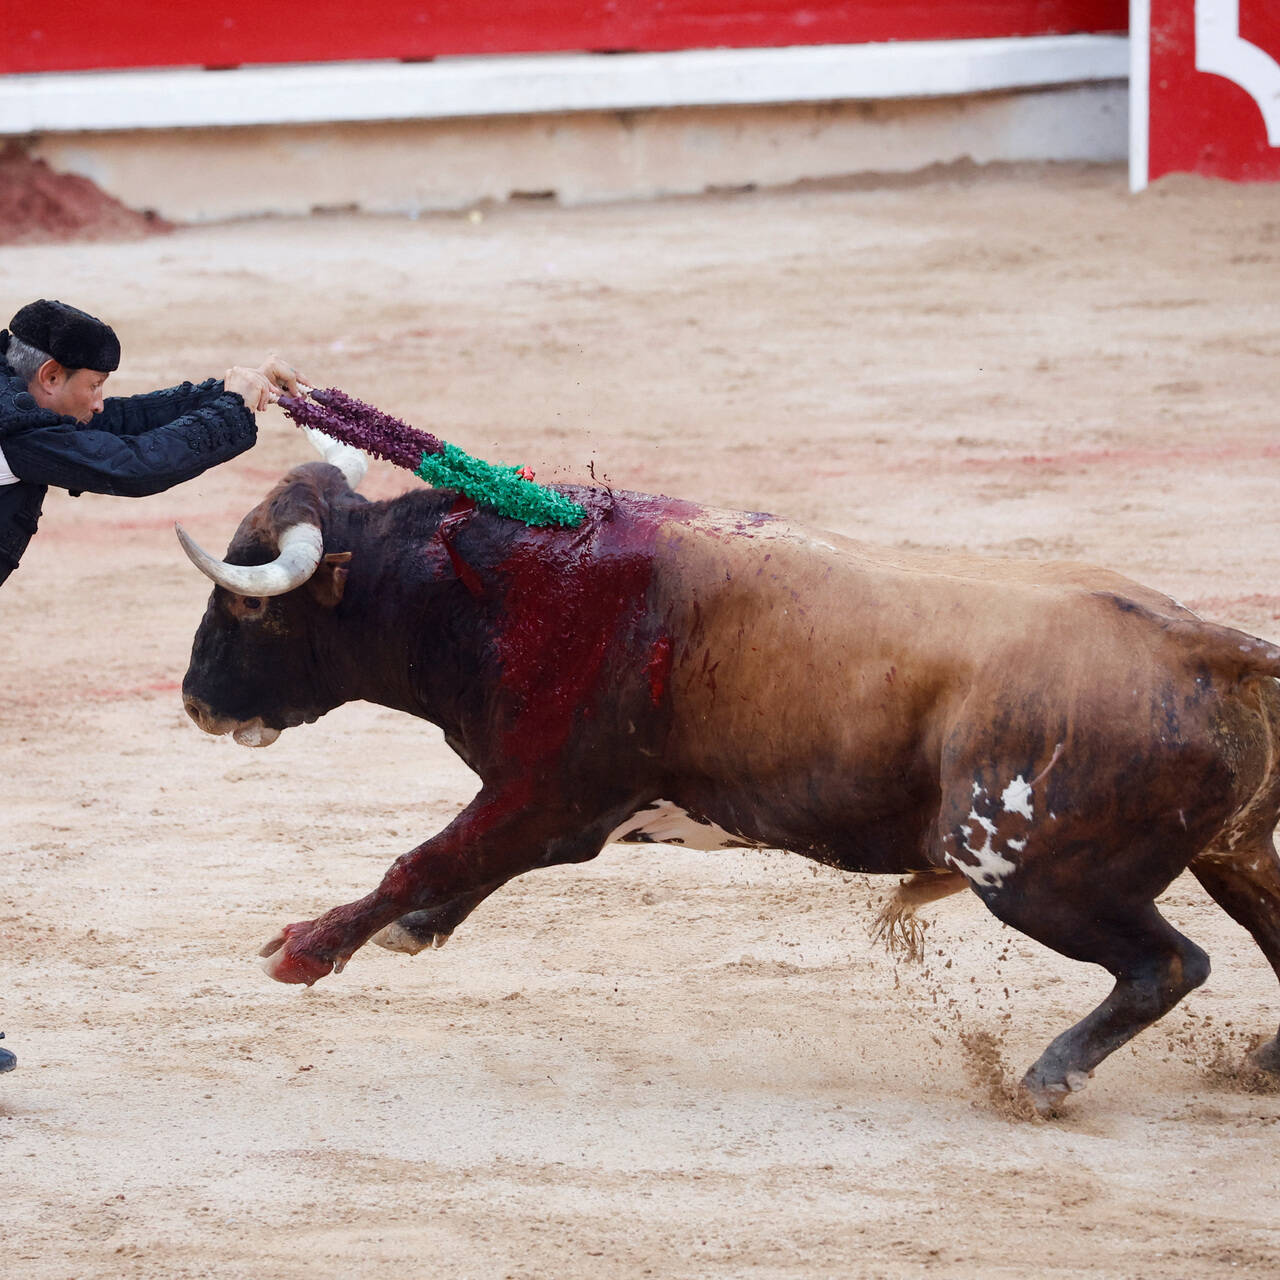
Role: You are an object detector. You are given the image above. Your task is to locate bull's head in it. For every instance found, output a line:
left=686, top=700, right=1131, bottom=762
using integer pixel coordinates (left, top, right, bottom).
left=177, top=431, right=368, bottom=747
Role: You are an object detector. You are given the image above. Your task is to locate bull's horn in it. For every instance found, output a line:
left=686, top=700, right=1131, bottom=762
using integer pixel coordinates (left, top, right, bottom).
left=175, top=522, right=325, bottom=597
left=303, top=426, right=367, bottom=490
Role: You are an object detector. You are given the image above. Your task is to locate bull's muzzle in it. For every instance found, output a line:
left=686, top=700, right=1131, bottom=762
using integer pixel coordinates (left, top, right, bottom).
left=183, top=694, right=282, bottom=748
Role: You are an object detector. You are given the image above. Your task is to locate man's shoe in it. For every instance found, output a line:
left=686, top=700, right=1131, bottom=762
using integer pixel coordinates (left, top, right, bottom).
left=0, top=1032, right=16, bottom=1073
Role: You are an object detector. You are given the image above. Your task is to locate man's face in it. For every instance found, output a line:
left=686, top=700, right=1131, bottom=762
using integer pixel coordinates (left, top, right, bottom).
left=30, top=362, right=109, bottom=424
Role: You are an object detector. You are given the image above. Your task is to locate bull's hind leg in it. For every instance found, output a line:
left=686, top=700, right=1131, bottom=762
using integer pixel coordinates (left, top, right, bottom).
left=978, top=889, right=1210, bottom=1115
left=1191, top=842, right=1280, bottom=1074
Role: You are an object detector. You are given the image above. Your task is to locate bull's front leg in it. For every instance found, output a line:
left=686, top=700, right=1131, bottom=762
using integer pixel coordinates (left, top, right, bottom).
left=259, top=783, right=605, bottom=985
left=369, top=886, right=497, bottom=955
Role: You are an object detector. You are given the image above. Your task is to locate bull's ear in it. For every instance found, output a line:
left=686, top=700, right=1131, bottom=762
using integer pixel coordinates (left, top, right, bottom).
left=309, top=551, right=352, bottom=608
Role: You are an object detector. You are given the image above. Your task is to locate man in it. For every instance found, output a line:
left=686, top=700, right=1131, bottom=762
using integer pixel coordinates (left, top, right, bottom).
left=0, top=298, right=307, bottom=586
left=0, top=298, right=311, bottom=1073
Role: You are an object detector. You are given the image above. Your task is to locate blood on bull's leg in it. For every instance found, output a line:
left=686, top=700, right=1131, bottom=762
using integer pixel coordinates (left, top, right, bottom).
left=259, top=785, right=623, bottom=985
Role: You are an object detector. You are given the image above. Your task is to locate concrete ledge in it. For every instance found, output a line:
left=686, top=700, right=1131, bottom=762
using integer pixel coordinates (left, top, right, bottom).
left=2, top=36, right=1128, bottom=134
left=29, top=84, right=1128, bottom=222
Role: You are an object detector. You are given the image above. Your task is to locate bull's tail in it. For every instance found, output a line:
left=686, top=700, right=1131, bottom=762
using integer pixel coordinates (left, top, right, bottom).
left=870, top=869, right=969, bottom=962
left=1097, top=592, right=1280, bottom=681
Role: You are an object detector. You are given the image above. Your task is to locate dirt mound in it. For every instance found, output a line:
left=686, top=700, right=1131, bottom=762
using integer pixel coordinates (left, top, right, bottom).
left=0, top=142, right=171, bottom=245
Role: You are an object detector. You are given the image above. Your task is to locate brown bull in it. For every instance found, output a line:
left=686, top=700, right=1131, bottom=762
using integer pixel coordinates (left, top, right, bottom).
left=178, top=451, right=1280, bottom=1114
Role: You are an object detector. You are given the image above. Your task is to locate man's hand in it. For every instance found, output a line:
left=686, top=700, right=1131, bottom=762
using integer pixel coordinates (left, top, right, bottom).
left=223, top=366, right=275, bottom=412
left=223, top=354, right=312, bottom=412
left=256, top=353, right=310, bottom=399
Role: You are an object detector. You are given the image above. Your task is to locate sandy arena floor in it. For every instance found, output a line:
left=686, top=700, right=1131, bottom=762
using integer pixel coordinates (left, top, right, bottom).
left=3, top=163, right=1280, bottom=1278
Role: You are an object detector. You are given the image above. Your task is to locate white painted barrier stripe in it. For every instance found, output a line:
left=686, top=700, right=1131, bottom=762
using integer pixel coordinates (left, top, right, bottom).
left=0, top=36, right=1129, bottom=135
left=1130, top=0, right=1150, bottom=192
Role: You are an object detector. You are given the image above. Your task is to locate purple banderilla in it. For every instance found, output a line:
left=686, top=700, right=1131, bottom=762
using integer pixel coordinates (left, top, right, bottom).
left=277, top=387, right=443, bottom=473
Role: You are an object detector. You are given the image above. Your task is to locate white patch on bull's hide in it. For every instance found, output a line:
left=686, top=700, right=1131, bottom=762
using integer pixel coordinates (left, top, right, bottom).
left=608, top=800, right=758, bottom=850
left=953, top=813, right=1018, bottom=887
left=1001, top=775, right=1034, bottom=820
left=948, top=784, right=1023, bottom=888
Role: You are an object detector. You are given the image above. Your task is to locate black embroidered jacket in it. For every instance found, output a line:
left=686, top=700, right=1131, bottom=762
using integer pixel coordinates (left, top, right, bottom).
left=0, top=359, right=256, bottom=585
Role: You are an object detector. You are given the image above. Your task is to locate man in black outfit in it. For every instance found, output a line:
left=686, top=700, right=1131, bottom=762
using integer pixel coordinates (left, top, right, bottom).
left=0, top=298, right=307, bottom=586
left=0, top=298, right=310, bottom=1073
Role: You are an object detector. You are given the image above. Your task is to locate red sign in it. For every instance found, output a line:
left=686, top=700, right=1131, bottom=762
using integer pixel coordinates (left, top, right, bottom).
left=1135, top=0, right=1280, bottom=186
left=6, top=2, right=1126, bottom=75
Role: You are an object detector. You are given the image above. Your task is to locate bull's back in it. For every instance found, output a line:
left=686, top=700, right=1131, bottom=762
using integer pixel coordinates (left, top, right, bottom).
left=644, top=507, right=1271, bottom=816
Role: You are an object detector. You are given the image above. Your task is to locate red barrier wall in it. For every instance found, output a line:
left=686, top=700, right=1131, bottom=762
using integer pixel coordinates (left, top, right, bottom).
left=1146, top=0, right=1280, bottom=184
left=6, top=2, right=1127, bottom=75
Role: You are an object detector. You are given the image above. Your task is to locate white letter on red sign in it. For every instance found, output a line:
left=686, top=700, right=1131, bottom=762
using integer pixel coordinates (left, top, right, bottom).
left=1197, top=0, right=1280, bottom=144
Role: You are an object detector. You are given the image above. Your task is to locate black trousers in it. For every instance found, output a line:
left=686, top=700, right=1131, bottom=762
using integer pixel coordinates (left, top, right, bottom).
left=0, top=480, right=46, bottom=586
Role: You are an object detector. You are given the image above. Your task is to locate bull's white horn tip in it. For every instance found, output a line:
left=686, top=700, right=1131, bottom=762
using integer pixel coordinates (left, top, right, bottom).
left=176, top=519, right=324, bottom=597
left=174, top=522, right=199, bottom=556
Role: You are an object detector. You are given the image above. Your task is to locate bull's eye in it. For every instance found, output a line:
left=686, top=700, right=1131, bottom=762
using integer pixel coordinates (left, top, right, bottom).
left=242, top=597, right=263, bottom=610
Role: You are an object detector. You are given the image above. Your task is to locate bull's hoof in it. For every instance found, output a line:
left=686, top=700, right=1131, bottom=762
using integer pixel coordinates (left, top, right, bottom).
left=1020, top=1067, right=1090, bottom=1117
left=258, top=924, right=341, bottom=986
left=370, top=922, right=450, bottom=955
left=1247, top=1036, right=1280, bottom=1075
left=1019, top=1080, right=1067, bottom=1118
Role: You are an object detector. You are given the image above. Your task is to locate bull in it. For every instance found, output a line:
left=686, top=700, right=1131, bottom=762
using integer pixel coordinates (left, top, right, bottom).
left=177, top=441, right=1280, bottom=1114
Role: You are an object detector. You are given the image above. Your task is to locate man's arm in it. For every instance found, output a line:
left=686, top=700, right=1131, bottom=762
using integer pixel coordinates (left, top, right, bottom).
left=3, top=355, right=311, bottom=498
left=97, top=377, right=231, bottom=437
left=1, top=393, right=257, bottom=498
left=98, top=356, right=306, bottom=436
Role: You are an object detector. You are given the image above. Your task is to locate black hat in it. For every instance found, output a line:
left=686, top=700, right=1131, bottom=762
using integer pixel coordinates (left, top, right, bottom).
left=3, top=299, right=120, bottom=372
